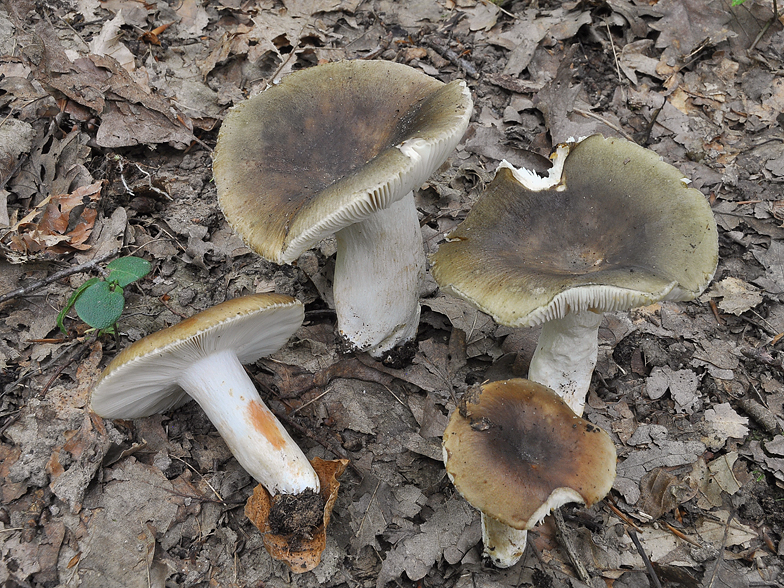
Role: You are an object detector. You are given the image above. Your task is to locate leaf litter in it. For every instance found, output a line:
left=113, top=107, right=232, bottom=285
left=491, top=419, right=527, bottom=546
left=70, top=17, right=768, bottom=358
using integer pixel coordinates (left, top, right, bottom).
left=1, top=0, right=784, bottom=586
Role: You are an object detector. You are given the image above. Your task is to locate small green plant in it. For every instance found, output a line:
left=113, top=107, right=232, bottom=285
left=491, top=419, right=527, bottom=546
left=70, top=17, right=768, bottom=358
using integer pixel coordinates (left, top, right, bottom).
left=58, top=256, right=151, bottom=334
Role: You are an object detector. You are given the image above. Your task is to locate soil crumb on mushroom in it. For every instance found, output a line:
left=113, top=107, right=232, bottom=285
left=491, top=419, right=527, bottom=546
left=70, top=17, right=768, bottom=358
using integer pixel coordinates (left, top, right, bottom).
left=268, top=489, right=326, bottom=539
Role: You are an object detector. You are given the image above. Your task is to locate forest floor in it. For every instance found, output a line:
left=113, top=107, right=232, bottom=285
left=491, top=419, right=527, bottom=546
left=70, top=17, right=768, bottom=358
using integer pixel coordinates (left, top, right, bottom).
left=1, top=0, right=784, bottom=586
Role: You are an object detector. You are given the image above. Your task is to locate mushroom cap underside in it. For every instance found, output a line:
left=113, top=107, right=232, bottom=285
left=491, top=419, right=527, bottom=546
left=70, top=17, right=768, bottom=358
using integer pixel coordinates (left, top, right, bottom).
left=90, top=293, right=304, bottom=419
left=431, top=134, right=719, bottom=327
left=214, top=59, right=473, bottom=264
left=442, top=378, right=617, bottom=530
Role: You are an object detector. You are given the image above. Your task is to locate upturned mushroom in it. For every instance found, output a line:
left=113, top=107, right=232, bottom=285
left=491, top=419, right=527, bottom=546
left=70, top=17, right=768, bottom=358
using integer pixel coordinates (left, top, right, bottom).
left=90, top=293, right=343, bottom=571
left=443, top=378, right=617, bottom=568
left=431, top=134, right=719, bottom=416
left=213, top=60, right=473, bottom=358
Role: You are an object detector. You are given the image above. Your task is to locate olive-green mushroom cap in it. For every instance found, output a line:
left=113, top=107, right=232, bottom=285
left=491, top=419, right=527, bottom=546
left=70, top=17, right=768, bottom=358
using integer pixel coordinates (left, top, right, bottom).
left=90, top=293, right=304, bottom=419
left=442, top=378, right=617, bottom=530
left=214, top=60, right=473, bottom=264
left=431, top=135, right=719, bottom=327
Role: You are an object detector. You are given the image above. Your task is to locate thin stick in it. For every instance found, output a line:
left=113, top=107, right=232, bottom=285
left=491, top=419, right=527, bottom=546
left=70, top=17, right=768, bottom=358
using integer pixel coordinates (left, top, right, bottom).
left=291, top=386, right=333, bottom=415
left=628, top=528, right=663, bottom=588
left=605, top=501, right=643, bottom=532
left=37, top=340, right=92, bottom=398
left=0, top=249, right=119, bottom=305
left=573, top=108, right=635, bottom=141
left=171, top=455, right=225, bottom=503
left=664, top=522, right=702, bottom=547
left=604, top=20, right=623, bottom=85
left=749, top=0, right=779, bottom=52
left=356, top=480, right=381, bottom=538
left=422, top=36, right=479, bottom=79
left=553, top=507, right=590, bottom=583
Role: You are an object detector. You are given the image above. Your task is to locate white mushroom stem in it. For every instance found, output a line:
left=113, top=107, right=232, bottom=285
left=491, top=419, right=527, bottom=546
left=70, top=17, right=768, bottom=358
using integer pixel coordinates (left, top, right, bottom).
left=527, top=310, right=603, bottom=417
left=333, top=194, right=425, bottom=357
left=177, top=348, right=320, bottom=495
left=481, top=514, right=528, bottom=568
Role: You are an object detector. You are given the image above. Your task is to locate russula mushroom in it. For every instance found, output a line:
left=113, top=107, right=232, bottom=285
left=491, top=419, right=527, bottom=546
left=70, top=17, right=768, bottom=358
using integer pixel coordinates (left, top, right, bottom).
left=89, top=293, right=317, bottom=495
left=213, top=60, right=473, bottom=358
left=432, top=134, right=719, bottom=416
left=442, top=378, right=617, bottom=568
left=90, top=294, right=347, bottom=571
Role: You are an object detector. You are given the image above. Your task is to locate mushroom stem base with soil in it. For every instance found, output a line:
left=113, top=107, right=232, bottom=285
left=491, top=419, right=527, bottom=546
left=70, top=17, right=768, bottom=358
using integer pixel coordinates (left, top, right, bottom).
left=527, top=309, right=603, bottom=417
left=334, top=194, right=425, bottom=357
left=177, top=348, right=320, bottom=495
left=246, top=456, right=349, bottom=573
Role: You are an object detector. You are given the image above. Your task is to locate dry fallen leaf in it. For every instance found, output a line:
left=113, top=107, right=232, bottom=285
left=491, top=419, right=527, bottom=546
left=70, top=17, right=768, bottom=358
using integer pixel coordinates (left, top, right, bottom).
left=1, top=182, right=103, bottom=262
left=646, top=366, right=700, bottom=413
left=702, top=403, right=749, bottom=450
left=707, top=277, right=764, bottom=316
left=90, top=11, right=136, bottom=72
left=376, top=498, right=478, bottom=587
left=245, top=457, right=348, bottom=573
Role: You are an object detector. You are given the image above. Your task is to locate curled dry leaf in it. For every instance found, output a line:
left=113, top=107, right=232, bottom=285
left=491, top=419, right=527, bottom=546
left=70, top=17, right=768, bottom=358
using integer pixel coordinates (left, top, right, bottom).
left=0, top=181, right=103, bottom=262
left=245, top=457, right=349, bottom=573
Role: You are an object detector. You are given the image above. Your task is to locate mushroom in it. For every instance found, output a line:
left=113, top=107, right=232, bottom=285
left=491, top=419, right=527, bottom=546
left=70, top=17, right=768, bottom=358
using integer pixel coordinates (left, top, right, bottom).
left=443, top=378, right=617, bottom=568
left=90, top=293, right=348, bottom=570
left=89, top=293, right=318, bottom=495
left=431, top=134, right=719, bottom=416
left=213, top=60, right=473, bottom=358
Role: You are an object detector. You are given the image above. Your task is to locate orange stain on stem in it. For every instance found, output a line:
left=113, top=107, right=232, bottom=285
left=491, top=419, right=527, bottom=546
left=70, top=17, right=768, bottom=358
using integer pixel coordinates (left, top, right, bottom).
left=247, top=400, right=287, bottom=450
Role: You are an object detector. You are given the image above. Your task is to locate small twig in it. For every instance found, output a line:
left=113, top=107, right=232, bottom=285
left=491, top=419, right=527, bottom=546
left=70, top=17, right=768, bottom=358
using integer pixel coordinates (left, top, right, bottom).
left=356, top=480, right=381, bottom=538
left=737, top=397, right=782, bottom=434
left=708, top=300, right=724, bottom=325
left=664, top=522, right=702, bottom=547
left=605, top=500, right=643, bottom=532
left=552, top=507, right=590, bottom=583
left=4, top=337, right=85, bottom=394
left=634, top=101, right=664, bottom=147
left=252, top=372, right=363, bottom=477
left=380, top=383, right=405, bottom=406
left=158, top=295, right=188, bottom=319
left=573, top=108, right=635, bottom=142
left=628, top=528, right=663, bottom=588
left=37, top=339, right=93, bottom=398
left=359, top=32, right=392, bottom=60
left=749, top=0, right=779, bottom=52
left=0, top=249, right=119, bottom=305
left=421, top=36, right=479, bottom=79
left=170, top=456, right=225, bottom=503
left=604, top=20, right=623, bottom=86
left=260, top=23, right=305, bottom=90
left=291, top=386, right=334, bottom=415
left=0, top=410, right=21, bottom=437
left=703, top=512, right=735, bottom=588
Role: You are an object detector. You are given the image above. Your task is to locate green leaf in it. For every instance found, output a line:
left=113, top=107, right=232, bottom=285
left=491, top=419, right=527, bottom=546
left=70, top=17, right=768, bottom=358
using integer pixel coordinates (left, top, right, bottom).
left=74, top=281, right=126, bottom=330
left=731, top=0, right=746, bottom=6
left=106, top=256, right=151, bottom=287
left=57, top=277, right=101, bottom=334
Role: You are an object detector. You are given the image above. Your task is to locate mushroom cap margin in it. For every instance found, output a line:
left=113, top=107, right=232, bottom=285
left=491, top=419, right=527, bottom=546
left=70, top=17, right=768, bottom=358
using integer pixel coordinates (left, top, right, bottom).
left=90, top=293, right=304, bottom=419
